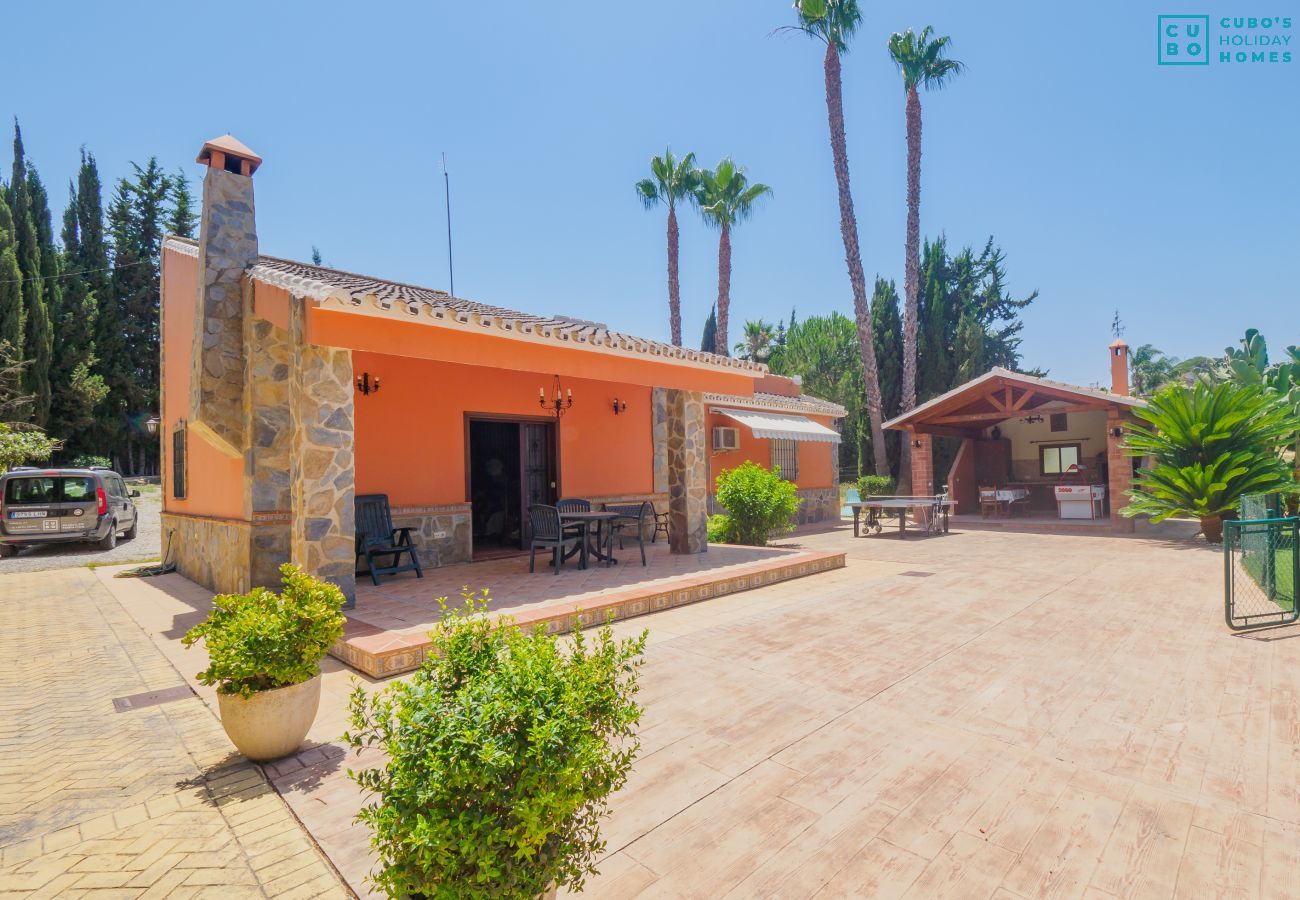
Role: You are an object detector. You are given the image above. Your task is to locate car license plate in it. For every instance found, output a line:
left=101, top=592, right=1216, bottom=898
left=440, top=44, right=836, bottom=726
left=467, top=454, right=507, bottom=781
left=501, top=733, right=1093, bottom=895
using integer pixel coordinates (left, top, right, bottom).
left=9, top=510, right=46, bottom=519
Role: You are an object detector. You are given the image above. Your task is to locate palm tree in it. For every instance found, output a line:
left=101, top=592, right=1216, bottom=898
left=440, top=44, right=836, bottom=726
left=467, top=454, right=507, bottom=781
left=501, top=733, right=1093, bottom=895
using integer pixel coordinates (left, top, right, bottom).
left=735, top=319, right=784, bottom=362
left=888, top=26, right=964, bottom=427
left=786, top=0, right=889, bottom=477
left=636, top=150, right=699, bottom=347
left=695, top=159, right=771, bottom=357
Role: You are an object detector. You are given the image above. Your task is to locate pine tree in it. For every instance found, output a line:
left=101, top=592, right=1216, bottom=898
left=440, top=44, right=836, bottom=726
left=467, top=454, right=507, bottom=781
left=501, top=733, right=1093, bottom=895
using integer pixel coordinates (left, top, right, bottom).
left=166, top=168, right=196, bottom=237
left=7, top=120, right=51, bottom=425
left=0, top=195, right=23, bottom=362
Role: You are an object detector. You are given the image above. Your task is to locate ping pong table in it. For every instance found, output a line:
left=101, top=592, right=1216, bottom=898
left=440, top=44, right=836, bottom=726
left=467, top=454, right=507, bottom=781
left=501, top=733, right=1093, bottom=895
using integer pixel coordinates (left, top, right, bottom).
left=847, top=496, right=957, bottom=538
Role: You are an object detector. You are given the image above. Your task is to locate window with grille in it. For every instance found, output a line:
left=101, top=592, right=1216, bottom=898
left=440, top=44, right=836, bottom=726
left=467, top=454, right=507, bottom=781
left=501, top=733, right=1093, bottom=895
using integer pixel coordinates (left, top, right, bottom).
left=1050, top=412, right=1068, bottom=432
left=770, top=439, right=799, bottom=482
left=172, top=426, right=187, bottom=499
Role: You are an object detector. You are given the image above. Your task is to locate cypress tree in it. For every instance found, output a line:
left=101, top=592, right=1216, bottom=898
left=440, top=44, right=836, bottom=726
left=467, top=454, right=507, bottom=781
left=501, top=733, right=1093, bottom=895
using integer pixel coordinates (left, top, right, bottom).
left=700, top=304, right=717, bottom=353
left=0, top=195, right=22, bottom=361
left=7, top=121, right=50, bottom=424
left=23, top=164, right=56, bottom=427
left=49, top=166, right=108, bottom=455
left=870, top=278, right=903, bottom=479
left=95, top=179, right=134, bottom=468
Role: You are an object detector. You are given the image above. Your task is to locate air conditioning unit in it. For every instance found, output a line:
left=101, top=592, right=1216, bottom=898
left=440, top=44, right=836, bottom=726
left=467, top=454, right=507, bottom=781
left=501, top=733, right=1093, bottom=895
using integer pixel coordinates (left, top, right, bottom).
left=712, top=426, right=739, bottom=451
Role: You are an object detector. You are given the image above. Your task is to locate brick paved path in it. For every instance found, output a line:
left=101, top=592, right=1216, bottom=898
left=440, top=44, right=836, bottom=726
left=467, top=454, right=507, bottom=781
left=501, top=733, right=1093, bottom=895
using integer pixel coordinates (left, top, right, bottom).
left=0, top=568, right=349, bottom=898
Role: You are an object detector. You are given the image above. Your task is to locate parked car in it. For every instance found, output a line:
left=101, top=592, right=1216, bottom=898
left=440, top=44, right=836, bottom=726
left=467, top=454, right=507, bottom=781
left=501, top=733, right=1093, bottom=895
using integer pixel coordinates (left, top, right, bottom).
left=0, top=466, right=139, bottom=557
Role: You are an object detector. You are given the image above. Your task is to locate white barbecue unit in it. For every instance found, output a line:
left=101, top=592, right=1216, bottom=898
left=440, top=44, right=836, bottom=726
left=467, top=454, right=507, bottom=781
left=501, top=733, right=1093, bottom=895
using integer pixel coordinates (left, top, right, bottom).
left=1055, top=484, right=1106, bottom=519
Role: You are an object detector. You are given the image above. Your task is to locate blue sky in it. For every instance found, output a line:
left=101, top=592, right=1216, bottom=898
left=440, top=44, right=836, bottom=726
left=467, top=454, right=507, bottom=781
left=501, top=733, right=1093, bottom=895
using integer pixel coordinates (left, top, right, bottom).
left=5, top=1, right=1297, bottom=385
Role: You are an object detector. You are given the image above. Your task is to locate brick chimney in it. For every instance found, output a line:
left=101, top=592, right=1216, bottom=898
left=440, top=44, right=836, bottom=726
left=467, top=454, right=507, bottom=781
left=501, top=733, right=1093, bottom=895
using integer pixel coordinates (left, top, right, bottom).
left=1109, top=338, right=1130, bottom=396
left=189, top=134, right=262, bottom=454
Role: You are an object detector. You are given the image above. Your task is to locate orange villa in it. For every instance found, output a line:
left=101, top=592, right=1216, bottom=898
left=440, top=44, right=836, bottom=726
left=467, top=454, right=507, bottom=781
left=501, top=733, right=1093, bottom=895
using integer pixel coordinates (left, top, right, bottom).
left=159, top=136, right=845, bottom=606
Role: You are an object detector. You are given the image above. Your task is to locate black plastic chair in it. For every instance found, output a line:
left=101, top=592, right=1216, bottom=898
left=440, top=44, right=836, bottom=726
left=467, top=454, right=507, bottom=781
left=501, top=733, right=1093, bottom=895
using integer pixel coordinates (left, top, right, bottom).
left=355, top=494, right=423, bottom=586
left=555, top=497, right=589, bottom=541
left=606, top=501, right=653, bottom=566
left=528, top=504, right=584, bottom=575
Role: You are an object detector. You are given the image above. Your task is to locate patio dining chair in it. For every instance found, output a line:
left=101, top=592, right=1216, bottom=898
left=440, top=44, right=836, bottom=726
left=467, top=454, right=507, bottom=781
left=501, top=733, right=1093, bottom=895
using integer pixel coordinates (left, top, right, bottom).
left=978, top=486, right=1004, bottom=519
left=606, top=501, right=653, bottom=566
left=355, top=493, right=424, bottom=586
left=528, top=504, right=584, bottom=575
left=555, top=497, right=589, bottom=539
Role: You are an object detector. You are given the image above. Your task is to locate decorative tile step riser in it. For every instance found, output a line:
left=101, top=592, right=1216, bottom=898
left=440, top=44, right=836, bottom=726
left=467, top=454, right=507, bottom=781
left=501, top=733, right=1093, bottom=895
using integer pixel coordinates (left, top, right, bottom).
left=329, top=551, right=845, bottom=678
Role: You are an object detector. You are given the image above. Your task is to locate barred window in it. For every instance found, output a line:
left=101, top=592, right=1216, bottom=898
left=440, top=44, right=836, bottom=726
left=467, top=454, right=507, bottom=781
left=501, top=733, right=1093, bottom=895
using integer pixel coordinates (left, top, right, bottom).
left=172, top=426, right=187, bottom=499
left=770, top=439, right=799, bottom=482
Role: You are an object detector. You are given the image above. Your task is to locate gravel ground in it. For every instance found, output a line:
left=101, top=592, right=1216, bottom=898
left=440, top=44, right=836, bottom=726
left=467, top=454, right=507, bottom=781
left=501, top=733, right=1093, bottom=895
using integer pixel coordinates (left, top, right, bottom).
left=0, top=485, right=162, bottom=574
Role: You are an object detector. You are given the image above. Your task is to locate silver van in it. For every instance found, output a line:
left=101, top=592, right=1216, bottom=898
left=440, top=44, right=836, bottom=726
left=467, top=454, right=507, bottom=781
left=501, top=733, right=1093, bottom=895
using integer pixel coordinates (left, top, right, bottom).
left=0, top=467, right=139, bottom=556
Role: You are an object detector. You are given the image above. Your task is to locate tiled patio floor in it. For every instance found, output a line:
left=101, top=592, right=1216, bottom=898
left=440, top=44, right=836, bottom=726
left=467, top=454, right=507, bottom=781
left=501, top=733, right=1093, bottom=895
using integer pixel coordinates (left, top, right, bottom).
left=103, top=517, right=1300, bottom=898
left=338, top=539, right=845, bottom=676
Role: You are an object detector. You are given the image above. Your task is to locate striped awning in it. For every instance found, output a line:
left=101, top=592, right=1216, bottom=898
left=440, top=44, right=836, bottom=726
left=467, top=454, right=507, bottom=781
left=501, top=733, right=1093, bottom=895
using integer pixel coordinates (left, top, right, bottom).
left=711, top=407, right=841, bottom=444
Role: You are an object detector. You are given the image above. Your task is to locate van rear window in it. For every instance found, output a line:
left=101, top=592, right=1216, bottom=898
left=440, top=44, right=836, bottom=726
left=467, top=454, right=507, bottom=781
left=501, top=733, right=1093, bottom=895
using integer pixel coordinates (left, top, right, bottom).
left=4, top=477, right=96, bottom=504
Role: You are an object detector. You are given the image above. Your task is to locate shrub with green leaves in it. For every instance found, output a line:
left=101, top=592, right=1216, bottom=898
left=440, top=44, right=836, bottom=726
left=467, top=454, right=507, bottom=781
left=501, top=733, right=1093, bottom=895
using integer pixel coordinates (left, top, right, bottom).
left=0, top=423, right=57, bottom=471
left=345, top=590, right=646, bottom=900
left=67, top=453, right=110, bottom=469
left=706, top=513, right=735, bottom=543
left=1123, top=381, right=1300, bottom=539
left=857, top=475, right=895, bottom=497
left=714, top=460, right=801, bottom=546
left=182, top=564, right=347, bottom=697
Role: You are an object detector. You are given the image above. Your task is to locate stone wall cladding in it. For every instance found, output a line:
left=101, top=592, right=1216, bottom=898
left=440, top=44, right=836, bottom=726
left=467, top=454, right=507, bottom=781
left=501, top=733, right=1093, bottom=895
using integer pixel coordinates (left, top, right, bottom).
left=795, top=487, right=840, bottom=524
left=244, top=311, right=293, bottom=587
left=389, top=505, right=472, bottom=568
left=1107, top=410, right=1136, bottom=533
left=289, top=298, right=357, bottom=605
left=190, top=167, right=257, bottom=451
left=665, top=389, right=708, bottom=554
left=651, top=388, right=669, bottom=494
left=161, top=513, right=251, bottom=596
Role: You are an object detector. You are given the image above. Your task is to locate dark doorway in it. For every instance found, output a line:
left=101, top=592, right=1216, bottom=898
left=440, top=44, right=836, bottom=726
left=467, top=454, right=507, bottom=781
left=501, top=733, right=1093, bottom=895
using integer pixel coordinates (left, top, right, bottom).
left=467, top=418, right=557, bottom=556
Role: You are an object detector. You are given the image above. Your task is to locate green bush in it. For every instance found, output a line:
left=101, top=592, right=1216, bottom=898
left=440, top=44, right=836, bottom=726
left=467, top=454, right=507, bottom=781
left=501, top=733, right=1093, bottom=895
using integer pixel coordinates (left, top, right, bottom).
left=714, top=461, right=801, bottom=546
left=345, top=590, right=646, bottom=900
left=182, top=564, right=347, bottom=698
left=67, top=453, right=111, bottom=469
left=706, top=513, right=735, bottom=543
left=857, top=475, right=895, bottom=497
left=0, top=423, right=57, bottom=471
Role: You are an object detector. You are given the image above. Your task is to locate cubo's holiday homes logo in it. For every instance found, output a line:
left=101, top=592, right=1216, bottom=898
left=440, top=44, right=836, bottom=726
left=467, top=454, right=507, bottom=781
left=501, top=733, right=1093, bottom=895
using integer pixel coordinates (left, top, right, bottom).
left=1159, top=14, right=1294, bottom=65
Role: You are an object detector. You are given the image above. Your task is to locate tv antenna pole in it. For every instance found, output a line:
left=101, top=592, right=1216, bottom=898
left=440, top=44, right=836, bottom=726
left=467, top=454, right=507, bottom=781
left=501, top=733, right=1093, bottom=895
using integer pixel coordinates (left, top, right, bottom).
left=442, top=152, right=454, bottom=296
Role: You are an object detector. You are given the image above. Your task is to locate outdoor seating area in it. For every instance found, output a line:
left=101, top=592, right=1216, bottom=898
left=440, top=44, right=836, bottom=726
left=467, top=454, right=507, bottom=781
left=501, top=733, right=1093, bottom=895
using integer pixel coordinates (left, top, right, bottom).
left=332, top=536, right=846, bottom=677
left=529, top=499, right=658, bottom=574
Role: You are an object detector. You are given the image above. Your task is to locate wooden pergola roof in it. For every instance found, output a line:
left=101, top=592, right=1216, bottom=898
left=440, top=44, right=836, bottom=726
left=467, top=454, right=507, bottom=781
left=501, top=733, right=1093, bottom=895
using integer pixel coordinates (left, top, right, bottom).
left=883, top=367, right=1145, bottom=439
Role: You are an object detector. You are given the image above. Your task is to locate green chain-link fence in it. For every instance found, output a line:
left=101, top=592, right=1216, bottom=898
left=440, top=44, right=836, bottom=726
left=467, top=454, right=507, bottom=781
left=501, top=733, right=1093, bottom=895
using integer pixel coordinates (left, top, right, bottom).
left=1224, top=494, right=1298, bottom=630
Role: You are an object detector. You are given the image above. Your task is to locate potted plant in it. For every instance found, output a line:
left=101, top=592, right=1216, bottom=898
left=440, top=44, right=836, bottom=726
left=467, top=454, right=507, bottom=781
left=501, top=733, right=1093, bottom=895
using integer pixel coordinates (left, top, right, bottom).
left=1122, top=381, right=1299, bottom=542
left=345, top=590, right=646, bottom=899
left=183, top=564, right=346, bottom=761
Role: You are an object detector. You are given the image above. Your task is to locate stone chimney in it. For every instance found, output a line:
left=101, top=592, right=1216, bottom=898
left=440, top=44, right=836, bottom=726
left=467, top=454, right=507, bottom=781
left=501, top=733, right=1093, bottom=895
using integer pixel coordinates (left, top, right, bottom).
left=189, top=134, right=262, bottom=454
left=1109, top=338, right=1130, bottom=396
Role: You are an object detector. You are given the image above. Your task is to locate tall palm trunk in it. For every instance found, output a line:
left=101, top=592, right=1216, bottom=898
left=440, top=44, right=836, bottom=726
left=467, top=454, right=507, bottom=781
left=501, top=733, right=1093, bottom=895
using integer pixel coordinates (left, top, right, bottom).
left=901, top=85, right=921, bottom=416
left=667, top=204, right=683, bottom=347
left=715, top=222, right=731, bottom=357
left=824, top=42, right=889, bottom=477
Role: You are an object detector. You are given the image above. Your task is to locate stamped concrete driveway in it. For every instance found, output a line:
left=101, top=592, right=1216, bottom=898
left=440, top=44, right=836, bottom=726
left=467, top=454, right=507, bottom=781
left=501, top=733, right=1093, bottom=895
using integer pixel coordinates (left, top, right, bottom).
left=106, top=519, right=1300, bottom=898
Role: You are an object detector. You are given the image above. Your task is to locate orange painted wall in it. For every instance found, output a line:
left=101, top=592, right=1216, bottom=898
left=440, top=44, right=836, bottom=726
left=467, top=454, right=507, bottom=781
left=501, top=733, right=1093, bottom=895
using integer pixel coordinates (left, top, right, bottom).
left=352, top=352, right=654, bottom=505
left=311, top=307, right=756, bottom=395
left=706, top=411, right=838, bottom=491
left=160, top=248, right=244, bottom=519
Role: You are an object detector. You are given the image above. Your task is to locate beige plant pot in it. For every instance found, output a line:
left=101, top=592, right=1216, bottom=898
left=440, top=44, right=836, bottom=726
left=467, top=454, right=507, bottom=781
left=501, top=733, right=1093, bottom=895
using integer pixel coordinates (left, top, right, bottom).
left=216, top=675, right=322, bottom=762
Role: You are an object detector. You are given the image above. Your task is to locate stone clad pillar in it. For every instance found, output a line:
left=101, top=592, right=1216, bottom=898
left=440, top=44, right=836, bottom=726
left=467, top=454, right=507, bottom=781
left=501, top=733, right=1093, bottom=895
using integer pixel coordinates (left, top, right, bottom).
left=289, top=297, right=356, bottom=606
left=665, top=389, right=707, bottom=554
left=244, top=295, right=293, bottom=589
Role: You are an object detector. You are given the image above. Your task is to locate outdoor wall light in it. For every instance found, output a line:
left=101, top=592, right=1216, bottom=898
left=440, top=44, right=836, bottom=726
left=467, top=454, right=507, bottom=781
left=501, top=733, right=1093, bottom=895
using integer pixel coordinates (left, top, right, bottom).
left=539, top=375, right=573, bottom=418
left=912, top=439, right=924, bottom=448
left=144, top=416, right=160, bottom=436
left=612, top=398, right=627, bottom=415
left=1110, top=426, right=1124, bottom=438
left=1021, top=414, right=1044, bottom=425
left=356, top=372, right=380, bottom=396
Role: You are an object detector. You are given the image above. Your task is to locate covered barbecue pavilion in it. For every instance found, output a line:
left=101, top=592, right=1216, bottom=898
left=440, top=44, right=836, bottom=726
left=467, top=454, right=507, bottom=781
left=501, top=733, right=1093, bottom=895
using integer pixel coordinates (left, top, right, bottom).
left=884, top=343, right=1146, bottom=532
